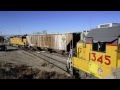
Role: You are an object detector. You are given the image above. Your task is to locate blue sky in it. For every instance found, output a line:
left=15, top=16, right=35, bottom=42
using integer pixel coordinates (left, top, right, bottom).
left=0, top=11, right=120, bottom=35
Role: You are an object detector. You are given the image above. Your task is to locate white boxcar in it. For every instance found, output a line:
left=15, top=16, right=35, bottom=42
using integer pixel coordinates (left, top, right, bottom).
left=27, top=32, right=84, bottom=52
left=53, top=33, right=73, bottom=52
left=56, top=34, right=66, bottom=50
left=26, top=35, right=35, bottom=47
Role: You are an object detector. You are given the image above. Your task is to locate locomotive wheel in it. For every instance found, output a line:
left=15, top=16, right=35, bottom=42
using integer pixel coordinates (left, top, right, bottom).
left=73, top=68, right=80, bottom=79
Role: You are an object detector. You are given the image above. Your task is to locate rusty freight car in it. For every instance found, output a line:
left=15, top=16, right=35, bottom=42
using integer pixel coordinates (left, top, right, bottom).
left=28, top=32, right=84, bottom=54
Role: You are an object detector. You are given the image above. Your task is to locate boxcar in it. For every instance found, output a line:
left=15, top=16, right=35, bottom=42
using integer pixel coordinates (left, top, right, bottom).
left=29, top=32, right=82, bottom=53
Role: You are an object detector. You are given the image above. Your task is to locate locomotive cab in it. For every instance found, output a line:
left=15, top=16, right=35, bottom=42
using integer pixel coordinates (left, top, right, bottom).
left=9, top=35, right=28, bottom=48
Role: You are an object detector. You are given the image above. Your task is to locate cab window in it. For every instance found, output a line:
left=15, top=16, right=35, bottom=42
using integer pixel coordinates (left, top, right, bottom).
left=92, top=42, right=106, bottom=52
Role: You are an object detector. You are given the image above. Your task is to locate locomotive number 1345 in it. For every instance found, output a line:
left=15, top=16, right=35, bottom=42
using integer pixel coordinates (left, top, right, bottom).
left=89, top=53, right=111, bottom=65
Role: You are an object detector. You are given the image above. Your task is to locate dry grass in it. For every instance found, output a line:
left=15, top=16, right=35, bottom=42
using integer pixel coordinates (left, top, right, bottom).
left=0, top=62, right=71, bottom=79
left=41, top=63, right=48, bottom=67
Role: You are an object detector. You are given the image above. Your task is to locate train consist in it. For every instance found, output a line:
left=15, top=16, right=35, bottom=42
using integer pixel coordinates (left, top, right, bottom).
left=9, top=23, right=120, bottom=79
left=9, top=32, right=88, bottom=54
left=67, top=23, right=120, bottom=79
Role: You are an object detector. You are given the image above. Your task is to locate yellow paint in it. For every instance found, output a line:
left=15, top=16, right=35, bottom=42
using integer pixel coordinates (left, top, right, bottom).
left=72, top=41, right=119, bottom=79
left=10, top=36, right=27, bottom=46
left=117, top=45, right=120, bottom=67
left=89, top=62, right=99, bottom=74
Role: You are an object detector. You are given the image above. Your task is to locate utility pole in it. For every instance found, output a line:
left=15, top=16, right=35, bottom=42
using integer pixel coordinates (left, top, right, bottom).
left=90, top=17, right=91, bottom=30
left=19, top=26, right=20, bottom=35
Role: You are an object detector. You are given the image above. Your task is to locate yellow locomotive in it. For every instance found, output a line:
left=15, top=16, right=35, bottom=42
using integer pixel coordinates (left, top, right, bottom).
left=67, top=25, right=120, bottom=79
left=9, top=35, right=28, bottom=47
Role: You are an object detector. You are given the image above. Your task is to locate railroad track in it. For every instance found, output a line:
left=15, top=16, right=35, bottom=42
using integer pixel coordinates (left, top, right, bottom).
left=45, top=51, right=68, bottom=59
left=23, top=49, right=68, bottom=72
left=40, top=51, right=67, bottom=64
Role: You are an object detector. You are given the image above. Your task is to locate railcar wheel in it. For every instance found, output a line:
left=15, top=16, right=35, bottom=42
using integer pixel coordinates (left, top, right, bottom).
left=62, top=51, right=65, bottom=55
left=50, top=50, right=52, bottom=53
left=48, top=49, right=52, bottom=53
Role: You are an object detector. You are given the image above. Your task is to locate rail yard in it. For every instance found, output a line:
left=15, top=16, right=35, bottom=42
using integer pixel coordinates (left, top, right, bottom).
left=0, top=23, right=120, bottom=79
left=0, top=46, right=71, bottom=79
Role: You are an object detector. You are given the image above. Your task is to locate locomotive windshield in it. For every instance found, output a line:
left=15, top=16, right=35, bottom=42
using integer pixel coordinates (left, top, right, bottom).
left=92, top=41, right=106, bottom=52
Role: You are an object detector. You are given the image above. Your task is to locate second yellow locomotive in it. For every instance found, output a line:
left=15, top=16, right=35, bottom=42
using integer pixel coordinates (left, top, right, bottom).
left=9, top=35, right=28, bottom=47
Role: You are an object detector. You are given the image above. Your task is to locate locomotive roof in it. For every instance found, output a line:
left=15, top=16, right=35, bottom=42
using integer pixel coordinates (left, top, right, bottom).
left=10, top=34, right=27, bottom=38
left=86, top=26, right=120, bottom=42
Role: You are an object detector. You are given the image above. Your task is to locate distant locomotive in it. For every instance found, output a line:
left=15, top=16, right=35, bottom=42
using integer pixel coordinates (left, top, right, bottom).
left=67, top=24, right=120, bottom=79
left=9, top=35, right=28, bottom=48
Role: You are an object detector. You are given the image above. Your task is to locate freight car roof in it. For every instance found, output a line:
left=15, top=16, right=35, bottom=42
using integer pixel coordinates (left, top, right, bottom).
left=86, top=26, right=120, bottom=42
left=32, top=32, right=81, bottom=35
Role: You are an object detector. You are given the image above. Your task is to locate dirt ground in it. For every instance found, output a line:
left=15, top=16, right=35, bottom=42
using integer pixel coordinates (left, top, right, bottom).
left=0, top=49, right=72, bottom=79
